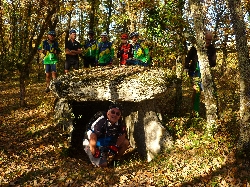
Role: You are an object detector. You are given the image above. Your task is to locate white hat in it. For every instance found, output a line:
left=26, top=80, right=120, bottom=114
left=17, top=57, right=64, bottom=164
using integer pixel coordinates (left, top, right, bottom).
left=100, top=32, right=108, bottom=36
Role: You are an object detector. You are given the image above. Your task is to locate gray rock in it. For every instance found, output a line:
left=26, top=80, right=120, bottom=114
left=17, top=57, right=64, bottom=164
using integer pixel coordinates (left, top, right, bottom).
left=51, top=66, right=175, bottom=161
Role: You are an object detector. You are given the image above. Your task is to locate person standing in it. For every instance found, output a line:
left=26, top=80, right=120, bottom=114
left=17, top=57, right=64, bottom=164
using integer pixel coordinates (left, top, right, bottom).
left=82, top=30, right=97, bottom=68
left=185, top=31, right=217, bottom=117
left=65, top=29, right=82, bottom=73
left=38, top=31, right=61, bottom=93
left=96, top=32, right=114, bottom=66
left=117, top=33, right=133, bottom=66
left=127, top=32, right=151, bottom=66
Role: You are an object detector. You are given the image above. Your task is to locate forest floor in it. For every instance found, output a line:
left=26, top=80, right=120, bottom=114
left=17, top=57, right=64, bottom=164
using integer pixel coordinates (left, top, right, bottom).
left=0, top=72, right=250, bottom=187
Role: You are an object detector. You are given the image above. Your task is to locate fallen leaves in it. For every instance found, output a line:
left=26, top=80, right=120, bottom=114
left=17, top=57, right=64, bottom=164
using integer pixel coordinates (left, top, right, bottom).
left=0, top=77, right=250, bottom=186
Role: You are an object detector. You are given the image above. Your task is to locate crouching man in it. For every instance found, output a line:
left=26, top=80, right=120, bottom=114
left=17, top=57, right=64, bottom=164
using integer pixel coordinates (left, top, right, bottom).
left=83, top=103, right=129, bottom=167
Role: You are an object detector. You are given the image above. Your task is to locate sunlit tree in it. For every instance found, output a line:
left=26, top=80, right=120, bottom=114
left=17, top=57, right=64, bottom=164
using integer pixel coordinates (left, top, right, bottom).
left=227, top=0, right=250, bottom=152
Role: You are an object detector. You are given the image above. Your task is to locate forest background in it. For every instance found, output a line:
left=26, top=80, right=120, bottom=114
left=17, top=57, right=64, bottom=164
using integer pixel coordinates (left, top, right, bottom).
left=1, top=0, right=250, bottom=186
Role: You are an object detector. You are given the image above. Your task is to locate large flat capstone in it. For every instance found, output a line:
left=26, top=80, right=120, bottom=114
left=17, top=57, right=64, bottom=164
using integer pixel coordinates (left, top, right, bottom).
left=51, top=66, right=175, bottom=161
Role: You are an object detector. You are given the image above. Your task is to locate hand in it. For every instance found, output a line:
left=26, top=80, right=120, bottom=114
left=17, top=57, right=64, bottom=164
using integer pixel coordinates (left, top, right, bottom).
left=93, top=148, right=100, bottom=158
left=193, top=84, right=200, bottom=92
left=42, top=50, right=47, bottom=55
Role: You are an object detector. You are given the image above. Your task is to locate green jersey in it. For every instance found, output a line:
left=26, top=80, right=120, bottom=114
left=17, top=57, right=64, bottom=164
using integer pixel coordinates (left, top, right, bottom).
left=96, top=41, right=114, bottom=65
left=38, top=40, right=60, bottom=64
left=83, top=39, right=97, bottom=58
left=133, top=40, right=150, bottom=65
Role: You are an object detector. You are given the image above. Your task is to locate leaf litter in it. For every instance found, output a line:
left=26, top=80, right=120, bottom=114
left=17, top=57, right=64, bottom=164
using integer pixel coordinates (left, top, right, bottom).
left=0, top=78, right=249, bottom=187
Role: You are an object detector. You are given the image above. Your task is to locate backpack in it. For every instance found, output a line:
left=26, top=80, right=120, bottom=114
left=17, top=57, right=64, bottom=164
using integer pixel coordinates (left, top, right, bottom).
left=207, top=45, right=216, bottom=67
left=85, top=110, right=125, bottom=136
left=85, top=111, right=106, bottom=133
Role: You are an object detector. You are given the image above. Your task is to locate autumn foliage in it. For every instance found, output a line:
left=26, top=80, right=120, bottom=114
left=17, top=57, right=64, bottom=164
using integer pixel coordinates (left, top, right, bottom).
left=1, top=0, right=250, bottom=186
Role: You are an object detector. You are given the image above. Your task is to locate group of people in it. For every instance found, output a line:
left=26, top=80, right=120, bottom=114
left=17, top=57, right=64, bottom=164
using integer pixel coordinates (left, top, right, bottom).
left=38, top=30, right=151, bottom=93
left=37, top=30, right=150, bottom=167
left=37, top=29, right=216, bottom=167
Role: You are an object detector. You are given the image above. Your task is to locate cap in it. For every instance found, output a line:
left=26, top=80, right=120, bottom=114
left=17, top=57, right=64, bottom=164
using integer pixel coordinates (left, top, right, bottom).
left=69, top=29, right=76, bottom=34
left=129, top=32, right=139, bottom=38
left=48, top=31, right=56, bottom=36
left=121, top=33, right=128, bottom=39
left=109, top=103, right=122, bottom=111
left=88, top=30, right=95, bottom=35
left=100, top=32, right=108, bottom=37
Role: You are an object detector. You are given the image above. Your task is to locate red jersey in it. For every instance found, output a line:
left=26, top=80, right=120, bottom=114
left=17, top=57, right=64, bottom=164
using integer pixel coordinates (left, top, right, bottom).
left=117, top=43, right=133, bottom=65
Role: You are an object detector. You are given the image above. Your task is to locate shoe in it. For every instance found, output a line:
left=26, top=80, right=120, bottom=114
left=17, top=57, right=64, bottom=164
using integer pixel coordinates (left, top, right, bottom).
left=109, top=160, right=121, bottom=168
left=45, top=87, right=50, bottom=93
left=191, top=110, right=199, bottom=118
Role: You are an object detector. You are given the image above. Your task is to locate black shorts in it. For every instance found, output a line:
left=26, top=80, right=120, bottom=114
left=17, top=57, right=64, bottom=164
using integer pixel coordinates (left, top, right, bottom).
left=65, top=60, right=79, bottom=70
left=84, top=56, right=96, bottom=68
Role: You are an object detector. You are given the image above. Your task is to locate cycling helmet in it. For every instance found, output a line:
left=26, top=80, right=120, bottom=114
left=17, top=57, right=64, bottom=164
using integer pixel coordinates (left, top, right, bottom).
left=109, top=103, right=122, bottom=112
left=121, top=33, right=128, bottom=39
left=69, top=29, right=76, bottom=34
left=88, top=30, right=95, bottom=35
left=100, top=32, right=108, bottom=37
left=129, top=32, right=139, bottom=38
left=48, top=31, right=56, bottom=36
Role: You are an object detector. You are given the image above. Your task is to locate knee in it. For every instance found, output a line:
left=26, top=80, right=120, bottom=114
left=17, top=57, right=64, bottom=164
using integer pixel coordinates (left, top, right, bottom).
left=122, top=138, right=129, bottom=148
left=45, top=73, right=50, bottom=78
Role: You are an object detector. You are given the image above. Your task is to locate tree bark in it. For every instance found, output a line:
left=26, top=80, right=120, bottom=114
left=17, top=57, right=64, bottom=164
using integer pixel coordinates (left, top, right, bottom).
left=175, top=0, right=187, bottom=116
left=16, top=3, right=59, bottom=107
left=19, top=66, right=29, bottom=107
left=106, top=0, right=112, bottom=34
left=228, top=0, right=250, bottom=150
left=189, top=0, right=218, bottom=132
left=88, top=0, right=98, bottom=32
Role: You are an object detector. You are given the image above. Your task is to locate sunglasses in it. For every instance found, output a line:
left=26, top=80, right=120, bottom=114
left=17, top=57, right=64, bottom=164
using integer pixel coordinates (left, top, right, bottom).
left=110, top=110, right=121, bottom=116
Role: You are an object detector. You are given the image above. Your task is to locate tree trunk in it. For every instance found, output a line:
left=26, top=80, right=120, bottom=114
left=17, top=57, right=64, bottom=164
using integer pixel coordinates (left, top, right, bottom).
left=175, top=0, right=187, bottom=116
left=221, top=34, right=228, bottom=75
left=127, top=1, right=136, bottom=32
left=189, top=0, right=218, bottom=132
left=19, top=68, right=28, bottom=107
left=106, top=0, right=112, bottom=34
left=16, top=3, right=59, bottom=107
left=89, top=0, right=97, bottom=32
left=228, top=0, right=250, bottom=151
left=175, top=57, right=183, bottom=116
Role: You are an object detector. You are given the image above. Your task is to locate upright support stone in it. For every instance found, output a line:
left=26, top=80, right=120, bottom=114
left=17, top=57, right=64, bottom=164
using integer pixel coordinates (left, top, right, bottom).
left=123, top=100, right=173, bottom=161
left=54, top=98, right=74, bottom=141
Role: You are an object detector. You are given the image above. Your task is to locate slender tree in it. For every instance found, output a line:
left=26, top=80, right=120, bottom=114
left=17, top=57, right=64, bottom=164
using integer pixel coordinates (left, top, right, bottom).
left=1, top=0, right=60, bottom=106
left=88, top=0, right=99, bottom=32
left=227, top=0, right=250, bottom=151
left=174, top=0, right=187, bottom=115
left=189, top=0, right=218, bottom=132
